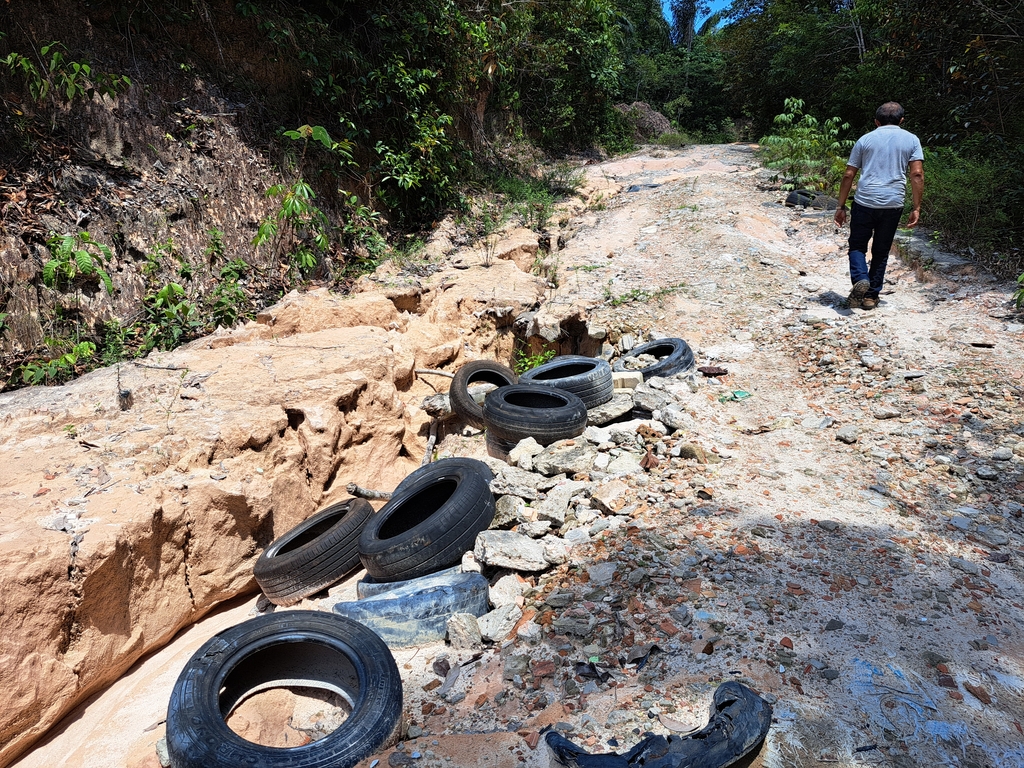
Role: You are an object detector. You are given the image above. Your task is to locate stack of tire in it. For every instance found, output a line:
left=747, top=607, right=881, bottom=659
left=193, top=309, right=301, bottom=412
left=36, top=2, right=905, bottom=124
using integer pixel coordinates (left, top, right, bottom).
left=331, top=457, right=495, bottom=647
left=449, top=357, right=603, bottom=459
left=166, top=457, right=498, bottom=768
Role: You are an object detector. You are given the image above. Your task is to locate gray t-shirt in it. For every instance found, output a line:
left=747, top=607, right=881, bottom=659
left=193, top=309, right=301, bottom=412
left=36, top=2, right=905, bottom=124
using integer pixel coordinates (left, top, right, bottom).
left=848, top=125, right=924, bottom=209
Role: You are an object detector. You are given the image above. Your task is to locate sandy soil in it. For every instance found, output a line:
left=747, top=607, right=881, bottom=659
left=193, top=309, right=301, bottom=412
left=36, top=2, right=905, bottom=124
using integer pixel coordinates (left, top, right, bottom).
left=12, top=144, right=1024, bottom=768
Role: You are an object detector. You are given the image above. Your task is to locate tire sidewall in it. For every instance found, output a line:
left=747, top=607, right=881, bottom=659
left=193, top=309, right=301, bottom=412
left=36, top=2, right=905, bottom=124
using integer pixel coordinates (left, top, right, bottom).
left=166, top=611, right=402, bottom=768
left=613, top=338, right=694, bottom=379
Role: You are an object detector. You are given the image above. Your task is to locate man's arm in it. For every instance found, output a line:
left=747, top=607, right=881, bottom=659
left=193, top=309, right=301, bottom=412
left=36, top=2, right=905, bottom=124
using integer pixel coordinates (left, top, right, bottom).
left=906, top=159, right=924, bottom=228
left=834, top=165, right=859, bottom=226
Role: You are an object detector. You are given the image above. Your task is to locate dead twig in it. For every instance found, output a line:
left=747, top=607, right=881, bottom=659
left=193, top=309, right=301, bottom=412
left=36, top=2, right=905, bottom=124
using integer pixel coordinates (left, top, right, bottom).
left=346, top=483, right=392, bottom=501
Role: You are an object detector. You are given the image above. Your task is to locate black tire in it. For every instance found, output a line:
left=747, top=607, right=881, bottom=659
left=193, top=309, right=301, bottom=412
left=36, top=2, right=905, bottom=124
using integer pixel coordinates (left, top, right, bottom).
left=166, top=611, right=403, bottom=768
left=613, top=338, right=695, bottom=380
left=484, top=431, right=516, bottom=461
left=519, top=355, right=614, bottom=409
left=357, top=458, right=495, bottom=582
left=482, top=383, right=587, bottom=447
left=450, top=360, right=518, bottom=429
left=253, top=498, right=374, bottom=606
left=333, top=570, right=489, bottom=647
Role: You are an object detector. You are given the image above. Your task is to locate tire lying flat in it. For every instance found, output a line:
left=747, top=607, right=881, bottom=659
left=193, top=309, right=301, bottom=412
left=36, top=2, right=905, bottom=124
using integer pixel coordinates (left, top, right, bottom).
left=253, top=498, right=373, bottom=606
left=612, top=337, right=695, bottom=380
left=357, top=458, right=495, bottom=583
left=333, top=570, right=489, bottom=647
left=519, top=355, right=614, bottom=409
left=356, top=564, right=463, bottom=599
left=482, top=383, right=588, bottom=451
left=165, top=611, right=403, bottom=768
left=450, top=360, right=518, bottom=429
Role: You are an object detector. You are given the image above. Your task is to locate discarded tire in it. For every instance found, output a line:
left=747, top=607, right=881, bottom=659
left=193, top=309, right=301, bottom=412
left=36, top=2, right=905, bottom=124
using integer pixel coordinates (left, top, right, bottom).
left=450, top=360, right=518, bottom=429
left=357, top=564, right=463, bottom=599
left=358, top=458, right=495, bottom=582
left=333, top=570, right=489, bottom=647
left=546, top=680, right=772, bottom=768
left=253, top=498, right=373, bottom=606
left=613, top=338, right=694, bottom=380
left=482, top=383, right=588, bottom=450
left=519, top=355, right=613, bottom=409
left=785, top=188, right=839, bottom=210
left=165, top=611, right=403, bottom=768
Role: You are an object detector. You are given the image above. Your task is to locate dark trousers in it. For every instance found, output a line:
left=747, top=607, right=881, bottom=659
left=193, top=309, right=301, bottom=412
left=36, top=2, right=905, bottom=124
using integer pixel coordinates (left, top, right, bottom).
left=848, top=200, right=903, bottom=298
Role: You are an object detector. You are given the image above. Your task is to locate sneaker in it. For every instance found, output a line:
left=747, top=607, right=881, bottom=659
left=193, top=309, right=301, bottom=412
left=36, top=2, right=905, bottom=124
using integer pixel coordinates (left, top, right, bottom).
left=861, top=296, right=878, bottom=310
left=848, top=279, right=870, bottom=308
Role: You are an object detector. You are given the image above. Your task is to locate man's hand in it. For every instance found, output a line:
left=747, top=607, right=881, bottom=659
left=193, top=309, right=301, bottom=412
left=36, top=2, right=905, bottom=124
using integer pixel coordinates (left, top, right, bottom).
left=834, top=208, right=847, bottom=227
left=906, top=209, right=920, bottom=228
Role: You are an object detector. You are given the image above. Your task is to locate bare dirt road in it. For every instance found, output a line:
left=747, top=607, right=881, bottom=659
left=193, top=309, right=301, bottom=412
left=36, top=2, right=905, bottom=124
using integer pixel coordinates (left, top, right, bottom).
left=14, top=144, right=1024, bottom=768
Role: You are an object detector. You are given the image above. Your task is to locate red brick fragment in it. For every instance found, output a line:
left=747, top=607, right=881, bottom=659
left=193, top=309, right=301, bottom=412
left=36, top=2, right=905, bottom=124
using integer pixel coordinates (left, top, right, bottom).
left=964, top=683, right=991, bottom=705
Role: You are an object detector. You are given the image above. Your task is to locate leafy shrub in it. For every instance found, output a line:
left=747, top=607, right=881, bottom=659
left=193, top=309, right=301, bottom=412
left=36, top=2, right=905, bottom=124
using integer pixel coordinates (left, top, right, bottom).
left=513, top=347, right=557, bottom=374
left=2, top=40, right=131, bottom=108
left=208, top=259, right=251, bottom=329
left=141, top=283, right=200, bottom=352
left=656, top=133, right=689, bottom=148
left=43, top=232, right=114, bottom=295
left=758, top=98, right=852, bottom=193
left=921, top=146, right=1012, bottom=252
left=20, top=341, right=95, bottom=385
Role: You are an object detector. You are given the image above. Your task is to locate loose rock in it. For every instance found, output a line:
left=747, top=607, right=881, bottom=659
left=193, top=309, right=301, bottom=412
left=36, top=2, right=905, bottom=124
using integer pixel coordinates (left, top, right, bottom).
left=475, top=530, right=550, bottom=571
left=446, top=613, right=482, bottom=650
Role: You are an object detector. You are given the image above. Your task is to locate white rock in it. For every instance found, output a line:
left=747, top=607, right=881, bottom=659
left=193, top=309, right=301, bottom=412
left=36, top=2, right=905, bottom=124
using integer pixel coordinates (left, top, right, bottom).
left=447, top=613, right=482, bottom=649
left=489, top=574, right=527, bottom=609
left=542, top=535, right=570, bottom=564
left=509, top=437, right=544, bottom=469
left=475, top=530, right=549, bottom=571
left=478, top=604, right=523, bottom=643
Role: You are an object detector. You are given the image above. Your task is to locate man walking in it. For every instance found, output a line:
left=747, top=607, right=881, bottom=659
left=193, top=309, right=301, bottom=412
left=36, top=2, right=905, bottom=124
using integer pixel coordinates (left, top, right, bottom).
left=834, top=102, right=924, bottom=310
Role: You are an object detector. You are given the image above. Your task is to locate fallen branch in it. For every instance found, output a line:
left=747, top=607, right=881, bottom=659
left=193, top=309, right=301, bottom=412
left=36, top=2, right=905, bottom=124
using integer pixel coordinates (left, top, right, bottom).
left=345, top=483, right=392, bottom=501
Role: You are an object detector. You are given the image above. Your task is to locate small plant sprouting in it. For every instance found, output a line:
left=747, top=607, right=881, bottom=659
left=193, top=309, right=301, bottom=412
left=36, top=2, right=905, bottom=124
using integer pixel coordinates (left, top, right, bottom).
left=254, top=124, right=355, bottom=276
left=142, top=283, right=200, bottom=352
left=208, top=259, right=251, bottom=328
left=604, top=281, right=686, bottom=308
left=1, top=40, right=131, bottom=120
left=513, top=347, right=557, bottom=375
left=43, top=232, right=114, bottom=295
left=205, top=228, right=226, bottom=263
left=1014, top=272, right=1024, bottom=309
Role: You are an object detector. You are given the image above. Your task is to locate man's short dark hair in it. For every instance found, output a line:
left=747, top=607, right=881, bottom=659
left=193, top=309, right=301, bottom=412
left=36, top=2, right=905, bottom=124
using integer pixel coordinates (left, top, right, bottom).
left=876, top=102, right=904, bottom=125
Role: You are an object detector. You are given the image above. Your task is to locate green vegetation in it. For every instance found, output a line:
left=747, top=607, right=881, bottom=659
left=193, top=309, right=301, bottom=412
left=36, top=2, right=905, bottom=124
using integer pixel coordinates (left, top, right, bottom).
left=21, top=341, right=95, bottom=386
left=141, top=283, right=200, bottom=353
left=3, top=1, right=1024, bottom=388
left=208, top=259, right=251, bottom=329
left=718, top=0, right=1024, bottom=273
left=1, top=39, right=130, bottom=115
left=42, top=233, right=114, bottom=296
left=758, top=98, right=852, bottom=193
left=513, top=347, right=558, bottom=375
left=604, top=281, right=686, bottom=307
